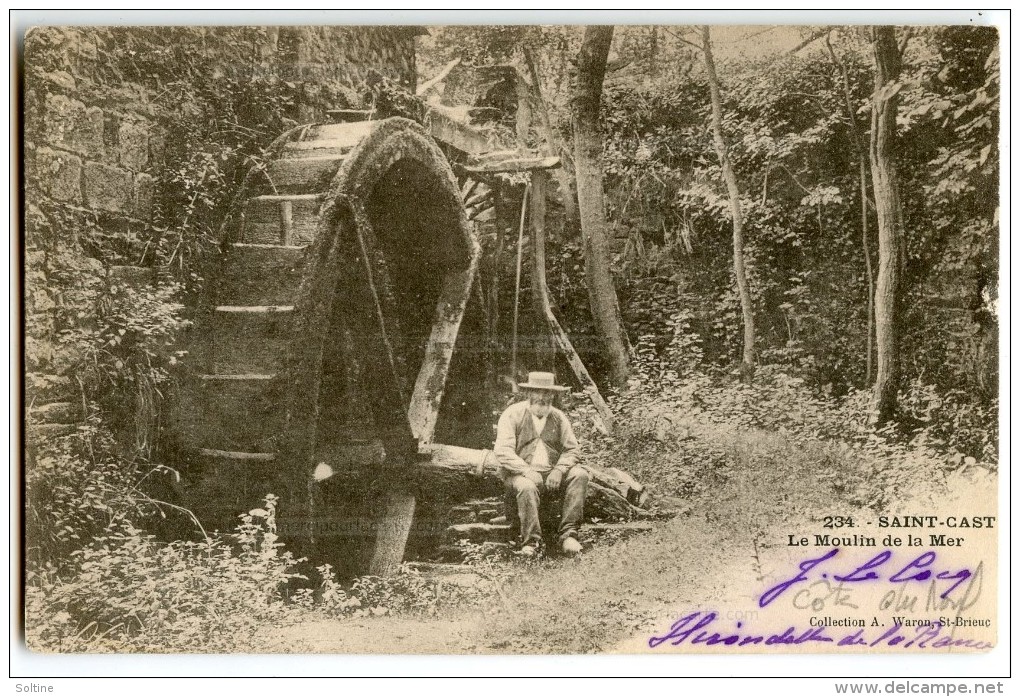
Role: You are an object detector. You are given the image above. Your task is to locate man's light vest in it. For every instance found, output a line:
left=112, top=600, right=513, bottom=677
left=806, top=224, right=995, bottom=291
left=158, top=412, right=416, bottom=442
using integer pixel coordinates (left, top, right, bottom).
left=514, top=409, right=567, bottom=469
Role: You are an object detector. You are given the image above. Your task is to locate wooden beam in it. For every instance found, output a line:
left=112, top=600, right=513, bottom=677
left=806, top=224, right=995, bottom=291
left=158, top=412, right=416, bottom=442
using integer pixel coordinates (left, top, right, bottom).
left=511, top=185, right=529, bottom=382
left=343, top=215, right=419, bottom=575
left=368, top=492, right=417, bottom=576
left=530, top=170, right=555, bottom=370
left=415, top=443, right=646, bottom=518
left=464, top=189, right=493, bottom=208
left=407, top=244, right=480, bottom=445
left=324, top=108, right=378, bottom=123
left=280, top=199, right=293, bottom=246
left=529, top=173, right=616, bottom=434
left=546, top=311, right=615, bottom=434
left=214, top=305, right=294, bottom=313
left=464, top=155, right=561, bottom=174
left=197, top=448, right=276, bottom=462
left=416, top=57, right=461, bottom=96
left=419, top=443, right=497, bottom=476
left=460, top=178, right=480, bottom=202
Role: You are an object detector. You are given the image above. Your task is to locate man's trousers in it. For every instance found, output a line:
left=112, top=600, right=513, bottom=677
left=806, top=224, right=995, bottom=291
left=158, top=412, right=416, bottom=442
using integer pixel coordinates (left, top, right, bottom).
left=503, top=466, right=589, bottom=547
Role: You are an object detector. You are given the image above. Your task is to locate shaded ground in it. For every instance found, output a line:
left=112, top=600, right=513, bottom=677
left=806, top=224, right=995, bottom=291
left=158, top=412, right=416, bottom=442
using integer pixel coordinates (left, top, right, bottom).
left=262, top=424, right=998, bottom=655
left=265, top=509, right=751, bottom=654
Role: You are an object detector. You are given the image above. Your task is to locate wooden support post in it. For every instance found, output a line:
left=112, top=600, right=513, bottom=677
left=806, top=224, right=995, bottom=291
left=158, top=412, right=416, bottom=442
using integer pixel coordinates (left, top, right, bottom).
left=510, top=185, right=529, bottom=384
left=487, top=212, right=503, bottom=389
left=352, top=210, right=482, bottom=573
left=530, top=170, right=555, bottom=371
left=368, top=492, right=416, bottom=576
left=280, top=200, right=293, bottom=246
left=408, top=244, right=480, bottom=446
left=347, top=214, right=419, bottom=575
left=529, top=170, right=616, bottom=434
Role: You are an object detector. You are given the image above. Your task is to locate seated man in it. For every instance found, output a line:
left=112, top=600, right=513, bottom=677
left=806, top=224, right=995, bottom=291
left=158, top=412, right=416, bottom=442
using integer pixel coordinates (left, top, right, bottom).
left=493, top=371, right=590, bottom=557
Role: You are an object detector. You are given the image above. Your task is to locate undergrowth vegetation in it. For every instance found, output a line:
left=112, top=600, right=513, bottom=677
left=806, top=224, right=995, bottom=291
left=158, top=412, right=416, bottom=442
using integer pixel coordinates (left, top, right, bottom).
left=576, top=361, right=996, bottom=519
left=26, top=497, right=502, bottom=652
left=24, top=25, right=998, bottom=654
left=27, top=350, right=996, bottom=652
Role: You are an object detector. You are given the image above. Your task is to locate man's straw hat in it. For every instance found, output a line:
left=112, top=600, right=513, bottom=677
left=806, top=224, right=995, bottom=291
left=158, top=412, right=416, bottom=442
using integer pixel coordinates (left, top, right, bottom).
left=518, top=371, right=569, bottom=392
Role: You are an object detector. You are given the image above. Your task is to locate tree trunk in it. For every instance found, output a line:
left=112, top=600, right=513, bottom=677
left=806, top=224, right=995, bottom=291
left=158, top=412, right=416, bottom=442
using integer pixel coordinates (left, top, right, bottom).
left=523, top=46, right=579, bottom=230
left=858, top=159, right=876, bottom=385
left=826, top=34, right=876, bottom=385
left=571, top=25, right=631, bottom=388
left=701, top=26, right=756, bottom=381
left=419, top=444, right=643, bottom=513
left=868, top=26, right=905, bottom=425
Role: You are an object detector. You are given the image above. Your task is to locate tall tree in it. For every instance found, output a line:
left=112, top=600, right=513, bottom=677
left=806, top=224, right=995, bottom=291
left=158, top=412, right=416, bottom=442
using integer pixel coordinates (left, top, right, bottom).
left=701, top=26, right=756, bottom=380
left=826, top=32, right=876, bottom=383
left=571, top=25, right=630, bottom=387
left=868, top=26, right=906, bottom=424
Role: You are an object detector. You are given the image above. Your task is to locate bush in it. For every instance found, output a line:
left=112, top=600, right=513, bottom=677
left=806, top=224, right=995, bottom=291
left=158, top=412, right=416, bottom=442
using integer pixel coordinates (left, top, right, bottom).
left=27, top=487, right=510, bottom=652
left=566, top=357, right=996, bottom=528
left=303, top=550, right=506, bottom=620
left=26, top=495, right=303, bottom=653
left=25, top=419, right=158, bottom=569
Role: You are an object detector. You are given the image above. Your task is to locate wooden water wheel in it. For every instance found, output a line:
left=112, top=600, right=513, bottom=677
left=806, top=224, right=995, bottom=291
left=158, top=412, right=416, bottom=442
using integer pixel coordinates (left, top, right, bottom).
left=174, top=116, right=498, bottom=574
left=170, top=113, right=629, bottom=575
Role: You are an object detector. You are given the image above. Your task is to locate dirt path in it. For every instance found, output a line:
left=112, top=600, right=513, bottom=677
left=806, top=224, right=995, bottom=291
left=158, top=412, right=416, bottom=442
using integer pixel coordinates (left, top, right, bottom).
left=612, top=466, right=999, bottom=654
left=263, top=508, right=765, bottom=654
left=263, top=614, right=486, bottom=654
left=261, top=447, right=997, bottom=655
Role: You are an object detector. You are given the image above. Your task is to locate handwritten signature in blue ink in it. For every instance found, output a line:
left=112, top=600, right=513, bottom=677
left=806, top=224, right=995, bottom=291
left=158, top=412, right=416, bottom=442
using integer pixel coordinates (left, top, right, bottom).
left=759, top=549, right=974, bottom=608
left=648, top=611, right=992, bottom=651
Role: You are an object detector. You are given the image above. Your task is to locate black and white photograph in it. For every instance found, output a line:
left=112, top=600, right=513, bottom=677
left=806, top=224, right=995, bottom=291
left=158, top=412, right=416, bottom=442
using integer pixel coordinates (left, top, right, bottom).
left=15, top=10, right=1006, bottom=679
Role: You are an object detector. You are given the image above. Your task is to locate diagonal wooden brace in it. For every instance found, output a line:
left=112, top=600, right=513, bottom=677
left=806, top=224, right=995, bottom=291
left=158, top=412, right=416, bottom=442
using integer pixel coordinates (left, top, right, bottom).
left=407, top=242, right=480, bottom=447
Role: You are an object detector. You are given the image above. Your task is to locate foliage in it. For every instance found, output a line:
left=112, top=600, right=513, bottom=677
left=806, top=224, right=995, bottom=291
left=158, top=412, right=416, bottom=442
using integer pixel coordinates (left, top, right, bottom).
left=597, top=26, right=997, bottom=411
left=22, top=25, right=1000, bottom=652
left=24, top=27, right=307, bottom=574
left=24, top=26, right=301, bottom=413
left=26, top=495, right=303, bottom=653
left=25, top=26, right=299, bottom=268
left=576, top=346, right=996, bottom=520
left=423, top=25, right=997, bottom=425
left=35, top=493, right=497, bottom=651
left=26, top=421, right=145, bottom=568
left=306, top=563, right=497, bottom=619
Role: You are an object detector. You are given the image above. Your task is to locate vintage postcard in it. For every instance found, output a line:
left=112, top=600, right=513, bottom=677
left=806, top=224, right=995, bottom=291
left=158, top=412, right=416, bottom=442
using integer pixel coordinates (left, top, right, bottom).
left=18, top=11, right=1004, bottom=672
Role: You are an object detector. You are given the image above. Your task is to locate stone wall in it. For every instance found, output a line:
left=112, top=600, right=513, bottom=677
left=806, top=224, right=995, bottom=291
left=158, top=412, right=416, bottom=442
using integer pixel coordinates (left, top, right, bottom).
left=23, top=43, right=163, bottom=440
left=22, top=25, right=420, bottom=443
left=27, top=78, right=157, bottom=216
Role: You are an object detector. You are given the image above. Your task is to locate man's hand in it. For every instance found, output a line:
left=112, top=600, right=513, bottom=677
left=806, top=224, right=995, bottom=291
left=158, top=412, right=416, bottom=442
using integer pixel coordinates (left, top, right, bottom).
left=545, top=468, right=563, bottom=492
